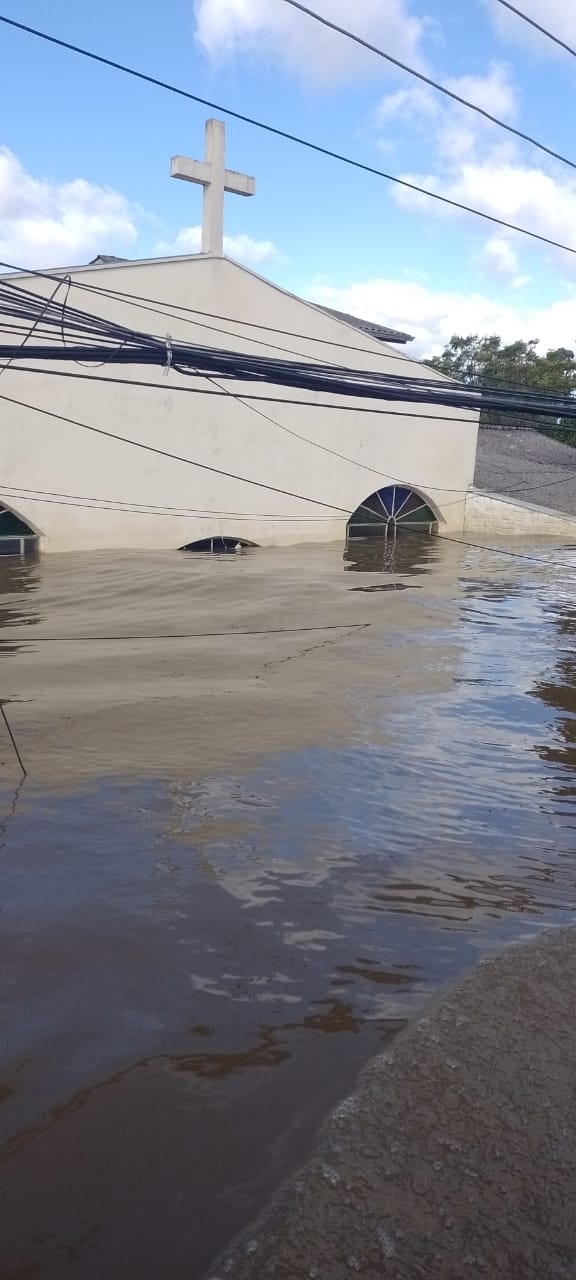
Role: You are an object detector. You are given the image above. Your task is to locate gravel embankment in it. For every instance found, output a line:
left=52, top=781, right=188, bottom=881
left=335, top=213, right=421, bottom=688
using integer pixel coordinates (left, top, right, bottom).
left=207, top=926, right=576, bottom=1280
left=475, top=427, right=576, bottom=514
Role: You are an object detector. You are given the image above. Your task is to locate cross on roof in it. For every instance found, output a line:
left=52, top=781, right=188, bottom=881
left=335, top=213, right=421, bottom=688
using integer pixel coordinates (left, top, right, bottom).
left=170, top=119, right=255, bottom=257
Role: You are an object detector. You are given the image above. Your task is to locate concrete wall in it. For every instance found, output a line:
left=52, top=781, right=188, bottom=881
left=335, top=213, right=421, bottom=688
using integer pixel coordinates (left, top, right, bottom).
left=465, top=490, right=576, bottom=537
left=0, top=255, right=479, bottom=552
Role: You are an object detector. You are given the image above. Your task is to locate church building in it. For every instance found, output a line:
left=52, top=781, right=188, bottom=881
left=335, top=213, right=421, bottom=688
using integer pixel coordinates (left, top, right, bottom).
left=0, top=120, right=480, bottom=555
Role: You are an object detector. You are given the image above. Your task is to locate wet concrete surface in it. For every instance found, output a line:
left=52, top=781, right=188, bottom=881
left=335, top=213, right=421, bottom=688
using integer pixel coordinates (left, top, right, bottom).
left=209, top=925, right=576, bottom=1280
left=1, top=536, right=576, bottom=1277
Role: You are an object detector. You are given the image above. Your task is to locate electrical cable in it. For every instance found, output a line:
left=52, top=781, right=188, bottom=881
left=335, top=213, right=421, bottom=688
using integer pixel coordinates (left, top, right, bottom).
left=200, top=369, right=576, bottom=503
left=5, top=364, right=576, bottom=436
left=0, top=281, right=570, bottom=417
left=492, top=0, right=576, bottom=59
left=505, top=472, right=576, bottom=497
left=424, top=528, right=576, bottom=569
left=0, top=391, right=351, bottom=513
left=0, top=278, right=64, bottom=380
left=3, top=337, right=576, bottom=422
left=0, top=395, right=478, bottom=518
left=0, top=704, right=26, bottom=776
left=2, top=14, right=576, bottom=257
left=0, top=624, right=371, bottom=643
left=197, top=368, right=452, bottom=491
left=0, top=283, right=568, bottom=429
left=279, top=0, right=576, bottom=173
left=1, top=279, right=575, bottom=419
left=0, top=257, right=423, bottom=370
left=0, top=484, right=335, bottom=520
left=0, top=369, right=494, bottom=425
left=2, top=389, right=575, bottom=577
left=2, top=397, right=575, bottom=527
left=4, top=282, right=576, bottom=508
left=3, top=261, right=576, bottom=407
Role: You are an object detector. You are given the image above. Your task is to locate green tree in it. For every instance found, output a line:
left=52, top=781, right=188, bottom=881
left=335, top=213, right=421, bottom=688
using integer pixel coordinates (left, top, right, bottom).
left=426, top=335, right=576, bottom=443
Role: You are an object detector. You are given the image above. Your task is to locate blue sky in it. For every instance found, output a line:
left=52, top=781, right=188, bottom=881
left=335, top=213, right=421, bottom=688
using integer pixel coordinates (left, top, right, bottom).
left=1, top=0, right=576, bottom=352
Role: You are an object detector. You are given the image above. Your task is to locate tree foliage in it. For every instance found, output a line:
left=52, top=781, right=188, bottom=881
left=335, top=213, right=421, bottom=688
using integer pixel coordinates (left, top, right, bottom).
left=425, top=335, right=576, bottom=443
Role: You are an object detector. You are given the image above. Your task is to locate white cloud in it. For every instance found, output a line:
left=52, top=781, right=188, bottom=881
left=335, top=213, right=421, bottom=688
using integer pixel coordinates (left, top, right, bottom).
left=374, top=58, right=576, bottom=270
left=377, top=63, right=517, bottom=126
left=193, top=0, right=428, bottom=84
left=479, top=234, right=530, bottom=288
left=0, top=147, right=138, bottom=269
left=394, top=158, right=576, bottom=258
left=446, top=63, right=517, bottom=119
left=377, top=84, right=437, bottom=124
left=155, top=224, right=282, bottom=265
left=485, top=0, right=576, bottom=51
left=307, top=276, right=576, bottom=357
left=377, top=63, right=517, bottom=163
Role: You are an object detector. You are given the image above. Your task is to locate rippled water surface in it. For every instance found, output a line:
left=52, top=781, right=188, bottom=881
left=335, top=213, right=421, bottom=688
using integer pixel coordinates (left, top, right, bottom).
left=1, top=536, right=576, bottom=1278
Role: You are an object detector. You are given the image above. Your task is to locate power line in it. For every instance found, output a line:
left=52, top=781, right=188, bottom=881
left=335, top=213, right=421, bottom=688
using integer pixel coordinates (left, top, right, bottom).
left=3, top=269, right=576, bottom=437
left=0, top=281, right=571, bottom=418
left=0, top=257, right=421, bottom=371
left=2, top=15, right=576, bottom=259
left=191, top=368, right=455, bottom=491
left=3, top=395, right=576, bottom=526
left=0, top=624, right=370, bottom=643
left=0, top=704, right=26, bottom=776
left=3, top=260, right=576, bottom=408
left=6, top=364, right=576, bottom=436
left=0, top=391, right=350, bottom=514
left=428, top=528, right=576, bottom=570
left=3, top=263, right=576, bottom=423
left=2, top=390, right=575, bottom=575
left=493, top=1, right=576, bottom=59
left=0, top=487, right=334, bottom=521
left=280, top=0, right=576, bottom=173
left=0, top=366, right=483, bottom=423
left=202, top=369, right=576, bottom=502
left=0, top=279, right=64, bottom=380
left=0, top=395, right=478, bottom=521
left=4, top=339, right=576, bottom=421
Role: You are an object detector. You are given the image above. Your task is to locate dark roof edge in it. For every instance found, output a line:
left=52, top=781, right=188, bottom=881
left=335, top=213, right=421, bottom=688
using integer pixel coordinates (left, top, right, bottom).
left=318, top=304, right=413, bottom=345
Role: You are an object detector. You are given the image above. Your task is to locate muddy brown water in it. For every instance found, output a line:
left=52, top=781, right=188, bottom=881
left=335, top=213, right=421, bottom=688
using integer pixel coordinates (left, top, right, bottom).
left=1, top=535, right=576, bottom=1279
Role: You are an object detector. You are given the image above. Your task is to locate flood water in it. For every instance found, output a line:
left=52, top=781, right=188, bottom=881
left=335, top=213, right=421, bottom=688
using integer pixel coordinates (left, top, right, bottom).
left=1, top=534, right=576, bottom=1279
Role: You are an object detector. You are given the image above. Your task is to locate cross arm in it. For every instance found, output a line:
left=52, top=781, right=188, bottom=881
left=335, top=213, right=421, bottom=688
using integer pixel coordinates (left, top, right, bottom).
left=223, top=169, right=255, bottom=197
left=170, top=156, right=212, bottom=186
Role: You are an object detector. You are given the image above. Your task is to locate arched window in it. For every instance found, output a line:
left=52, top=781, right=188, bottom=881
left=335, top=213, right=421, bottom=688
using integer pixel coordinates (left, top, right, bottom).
left=179, top=537, right=257, bottom=554
left=0, top=503, right=39, bottom=557
left=347, top=486, right=437, bottom=539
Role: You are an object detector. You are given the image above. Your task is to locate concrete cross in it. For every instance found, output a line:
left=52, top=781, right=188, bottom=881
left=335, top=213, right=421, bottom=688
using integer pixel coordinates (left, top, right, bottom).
left=170, top=119, right=255, bottom=257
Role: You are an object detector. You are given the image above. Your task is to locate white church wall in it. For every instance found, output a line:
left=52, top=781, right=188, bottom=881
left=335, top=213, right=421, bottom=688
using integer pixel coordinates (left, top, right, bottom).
left=0, top=255, right=478, bottom=552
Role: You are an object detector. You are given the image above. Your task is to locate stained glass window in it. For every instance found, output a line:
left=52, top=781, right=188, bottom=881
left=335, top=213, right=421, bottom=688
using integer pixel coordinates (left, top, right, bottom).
left=347, top=486, right=437, bottom=538
left=0, top=505, right=38, bottom=555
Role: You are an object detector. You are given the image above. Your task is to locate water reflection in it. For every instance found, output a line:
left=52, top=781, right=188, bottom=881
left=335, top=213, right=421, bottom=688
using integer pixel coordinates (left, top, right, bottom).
left=343, top=532, right=440, bottom=575
left=532, top=603, right=576, bottom=776
left=0, top=557, right=40, bottom=651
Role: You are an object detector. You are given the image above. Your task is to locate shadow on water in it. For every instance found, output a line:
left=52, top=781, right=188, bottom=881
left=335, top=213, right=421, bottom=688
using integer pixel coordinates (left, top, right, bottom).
left=1, top=542, right=576, bottom=1278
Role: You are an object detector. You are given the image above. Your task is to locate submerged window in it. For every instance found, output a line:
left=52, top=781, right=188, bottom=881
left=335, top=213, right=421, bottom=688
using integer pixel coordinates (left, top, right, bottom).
left=347, top=486, right=437, bottom=539
left=179, top=537, right=257, bottom=554
left=0, top=504, right=39, bottom=556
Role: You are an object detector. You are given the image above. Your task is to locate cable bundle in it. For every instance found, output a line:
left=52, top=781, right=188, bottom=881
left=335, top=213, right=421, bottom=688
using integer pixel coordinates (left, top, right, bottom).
left=1, top=277, right=576, bottom=422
